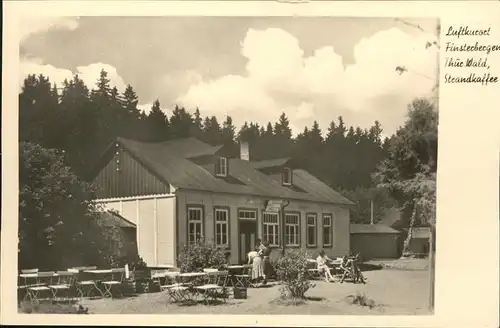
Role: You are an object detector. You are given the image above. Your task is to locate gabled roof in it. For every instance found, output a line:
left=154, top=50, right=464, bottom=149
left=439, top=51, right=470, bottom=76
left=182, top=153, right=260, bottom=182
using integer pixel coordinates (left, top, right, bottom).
left=350, top=224, right=401, bottom=234
left=98, top=137, right=354, bottom=206
left=120, top=137, right=223, bottom=159
left=98, top=210, right=136, bottom=228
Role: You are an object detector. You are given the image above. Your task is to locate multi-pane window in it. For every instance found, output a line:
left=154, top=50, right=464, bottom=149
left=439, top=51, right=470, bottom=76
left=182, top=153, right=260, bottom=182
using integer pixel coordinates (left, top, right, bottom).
left=282, top=167, right=292, bottom=186
left=306, top=213, right=317, bottom=247
left=285, top=213, right=300, bottom=246
left=238, top=209, right=257, bottom=220
left=215, top=157, right=228, bottom=177
left=263, top=212, right=279, bottom=247
left=323, top=214, right=333, bottom=246
left=188, top=207, right=203, bottom=244
left=214, top=208, right=229, bottom=247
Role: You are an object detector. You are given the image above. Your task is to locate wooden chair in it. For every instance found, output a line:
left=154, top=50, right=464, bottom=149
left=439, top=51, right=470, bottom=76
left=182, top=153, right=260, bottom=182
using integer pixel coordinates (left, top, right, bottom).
left=160, top=272, right=192, bottom=303
left=49, top=271, right=77, bottom=302
left=27, top=272, right=56, bottom=305
left=233, top=266, right=252, bottom=288
left=18, top=270, right=43, bottom=304
left=102, top=268, right=125, bottom=298
left=74, top=270, right=104, bottom=299
left=195, top=270, right=230, bottom=305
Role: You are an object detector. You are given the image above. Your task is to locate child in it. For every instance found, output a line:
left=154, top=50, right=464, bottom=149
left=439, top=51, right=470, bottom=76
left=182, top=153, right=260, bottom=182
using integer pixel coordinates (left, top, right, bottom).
left=316, top=250, right=335, bottom=282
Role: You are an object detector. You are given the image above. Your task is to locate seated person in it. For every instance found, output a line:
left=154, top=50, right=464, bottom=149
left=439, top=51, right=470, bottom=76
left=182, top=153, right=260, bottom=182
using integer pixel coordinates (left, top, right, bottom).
left=341, top=255, right=349, bottom=268
left=316, top=250, right=335, bottom=282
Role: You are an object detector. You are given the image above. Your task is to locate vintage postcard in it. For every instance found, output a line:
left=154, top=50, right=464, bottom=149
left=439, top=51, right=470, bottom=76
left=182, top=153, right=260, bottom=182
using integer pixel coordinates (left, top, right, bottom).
left=2, top=1, right=499, bottom=327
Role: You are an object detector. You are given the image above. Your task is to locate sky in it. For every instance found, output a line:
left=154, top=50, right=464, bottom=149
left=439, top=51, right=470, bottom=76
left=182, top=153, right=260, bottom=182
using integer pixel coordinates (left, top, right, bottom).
left=19, top=16, right=439, bottom=137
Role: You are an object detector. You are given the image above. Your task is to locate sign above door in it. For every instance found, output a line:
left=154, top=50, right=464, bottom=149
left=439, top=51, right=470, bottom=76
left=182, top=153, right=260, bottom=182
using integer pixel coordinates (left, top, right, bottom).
left=264, top=200, right=283, bottom=213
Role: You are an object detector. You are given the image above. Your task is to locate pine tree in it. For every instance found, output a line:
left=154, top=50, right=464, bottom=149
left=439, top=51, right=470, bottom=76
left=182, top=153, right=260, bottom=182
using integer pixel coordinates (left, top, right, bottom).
left=221, top=116, right=236, bottom=145
left=19, top=74, right=60, bottom=148
left=169, top=105, right=194, bottom=139
left=57, top=74, right=98, bottom=175
left=122, top=85, right=140, bottom=119
left=202, top=116, right=222, bottom=145
left=336, top=116, right=347, bottom=137
left=191, top=107, right=204, bottom=139
left=309, top=121, right=323, bottom=146
left=326, top=120, right=337, bottom=142
left=274, top=112, right=293, bottom=139
left=369, top=120, right=383, bottom=145
left=145, top=99, right=169, bottom=142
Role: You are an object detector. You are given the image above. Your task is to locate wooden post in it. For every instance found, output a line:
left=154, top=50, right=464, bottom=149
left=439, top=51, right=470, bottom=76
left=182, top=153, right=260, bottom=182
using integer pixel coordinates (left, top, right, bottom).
left=370, top=200, right=374, bottom=225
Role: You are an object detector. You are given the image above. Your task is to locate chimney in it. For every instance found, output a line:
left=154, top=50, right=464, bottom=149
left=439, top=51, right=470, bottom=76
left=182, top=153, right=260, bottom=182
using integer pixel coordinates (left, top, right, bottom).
left=240, top=141, right=250, bottom=161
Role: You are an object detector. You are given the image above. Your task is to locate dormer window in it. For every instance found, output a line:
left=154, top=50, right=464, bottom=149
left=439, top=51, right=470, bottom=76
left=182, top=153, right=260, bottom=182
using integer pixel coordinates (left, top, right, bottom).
left=282, top=167, right=292, bottom=186
left=215, top=156, right=228, bottom=177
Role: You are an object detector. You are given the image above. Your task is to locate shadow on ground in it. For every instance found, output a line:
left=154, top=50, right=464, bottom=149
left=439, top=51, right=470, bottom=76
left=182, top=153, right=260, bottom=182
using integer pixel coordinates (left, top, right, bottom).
left=359, top=263, right=383, bottom=272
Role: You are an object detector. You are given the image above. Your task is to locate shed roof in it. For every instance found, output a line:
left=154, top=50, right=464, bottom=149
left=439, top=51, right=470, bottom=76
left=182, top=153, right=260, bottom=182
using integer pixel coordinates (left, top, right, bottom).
left=98, top=137, right=354, bottom=206
left=98, top=210, right=136, bottom=228
left=411, top=227, right=430, bottom=239
left=350, top=224, right=401, bottom=234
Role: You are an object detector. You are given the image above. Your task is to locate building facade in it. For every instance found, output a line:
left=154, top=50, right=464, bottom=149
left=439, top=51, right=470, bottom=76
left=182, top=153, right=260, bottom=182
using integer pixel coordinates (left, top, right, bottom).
left=89, top=137, right=354, bottom=266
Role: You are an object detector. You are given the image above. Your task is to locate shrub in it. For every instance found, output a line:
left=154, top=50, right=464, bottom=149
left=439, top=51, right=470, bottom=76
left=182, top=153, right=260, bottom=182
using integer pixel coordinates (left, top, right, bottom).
left=177, top=239, right=226, bottom=273
left=275, top=249, right=315, bottom=299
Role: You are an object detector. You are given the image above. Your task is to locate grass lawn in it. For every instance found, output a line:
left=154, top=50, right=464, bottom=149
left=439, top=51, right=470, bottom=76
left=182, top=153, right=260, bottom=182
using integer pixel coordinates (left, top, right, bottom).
left=77, top=266, right=431, bottom=315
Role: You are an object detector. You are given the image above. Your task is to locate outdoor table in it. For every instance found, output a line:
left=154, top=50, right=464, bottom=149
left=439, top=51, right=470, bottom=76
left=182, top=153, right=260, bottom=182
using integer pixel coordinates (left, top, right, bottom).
left=79, top=269, right=113, bottom=298
left=179, top=272, right=207, bottom=280
left=149, top=264, right=175, bottom=270
left=177, top=272, right=208, bottom=288
left=227, top=265, right=251, bottom=288
left=149, top=266, right=175, bottom=286
left=84, top=269, right=113, bottom=274
left=151, top=271, right=170, bottom=279
left=169, top=272, right=208, bottom=303
left=151, top=270, right=177, bottom=287
left=20, top=273, right=39, bottom=279
left=68, top=266, right=97, bottom=272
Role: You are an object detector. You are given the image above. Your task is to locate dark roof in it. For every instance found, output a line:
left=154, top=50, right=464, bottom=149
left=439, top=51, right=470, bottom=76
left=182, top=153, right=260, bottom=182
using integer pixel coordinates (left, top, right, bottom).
left=250, top=158, right=291, bottom=170
left=350, top=224, right=401, bottom=234
left=98, top=211, right=136, bottom=228
left=105, top=137, right=354, bottom=206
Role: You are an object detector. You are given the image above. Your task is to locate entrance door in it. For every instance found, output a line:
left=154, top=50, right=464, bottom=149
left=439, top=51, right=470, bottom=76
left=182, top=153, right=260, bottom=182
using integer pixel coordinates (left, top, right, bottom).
left=239, top=220, right=257, bottom=264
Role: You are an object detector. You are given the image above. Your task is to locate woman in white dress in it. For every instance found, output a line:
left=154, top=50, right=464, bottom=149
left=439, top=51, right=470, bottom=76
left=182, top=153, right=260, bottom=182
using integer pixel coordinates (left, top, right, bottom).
left=249, top=239, right=264, bottom=282
left=317, top=250, right=335, bottom=282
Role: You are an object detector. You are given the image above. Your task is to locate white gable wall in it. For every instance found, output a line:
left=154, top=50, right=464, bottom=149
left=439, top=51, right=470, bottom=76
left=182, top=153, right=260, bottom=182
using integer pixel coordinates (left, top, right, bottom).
left=95, top=194, right=176, bottom=266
